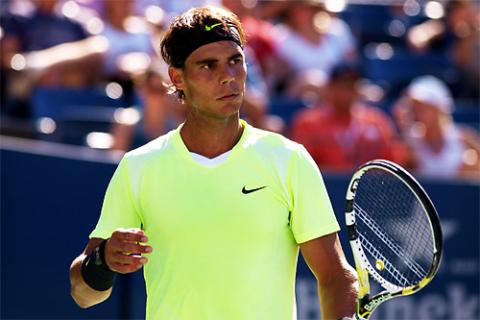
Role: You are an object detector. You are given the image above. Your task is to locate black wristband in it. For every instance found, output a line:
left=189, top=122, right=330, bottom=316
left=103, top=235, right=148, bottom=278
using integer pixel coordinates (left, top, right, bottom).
left=97, top=239, right=111, bottom=271
left=81, top=240, right=116, bottom=291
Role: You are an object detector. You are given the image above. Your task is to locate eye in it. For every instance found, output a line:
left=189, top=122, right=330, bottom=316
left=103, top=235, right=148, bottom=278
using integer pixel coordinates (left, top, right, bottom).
left=229, top=57, right=243, bottom=65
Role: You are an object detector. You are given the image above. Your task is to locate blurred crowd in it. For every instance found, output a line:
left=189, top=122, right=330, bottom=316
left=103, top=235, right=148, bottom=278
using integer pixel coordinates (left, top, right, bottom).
left=1, top=0, right=479, bottom=180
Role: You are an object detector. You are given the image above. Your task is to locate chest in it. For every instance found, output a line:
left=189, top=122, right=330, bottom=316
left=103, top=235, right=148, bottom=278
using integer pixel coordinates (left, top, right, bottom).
left=136, top=160, right=291, bottom=245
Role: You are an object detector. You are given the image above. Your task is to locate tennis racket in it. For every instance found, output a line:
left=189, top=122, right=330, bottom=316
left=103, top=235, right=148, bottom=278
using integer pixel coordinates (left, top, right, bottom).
left=345, top=159, right=443, bottom=320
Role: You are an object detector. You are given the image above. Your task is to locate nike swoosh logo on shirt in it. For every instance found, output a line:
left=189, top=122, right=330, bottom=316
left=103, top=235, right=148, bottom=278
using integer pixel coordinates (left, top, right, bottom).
left=242, top=186, right=267, bottom=194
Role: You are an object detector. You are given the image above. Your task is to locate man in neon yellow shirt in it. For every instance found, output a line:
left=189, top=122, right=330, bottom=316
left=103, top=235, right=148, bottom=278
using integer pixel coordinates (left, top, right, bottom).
left=69, top=6, right=358, bottom=319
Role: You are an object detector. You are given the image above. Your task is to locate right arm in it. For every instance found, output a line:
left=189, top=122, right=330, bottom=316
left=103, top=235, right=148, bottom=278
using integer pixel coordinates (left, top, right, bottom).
left=69, top=228, right=152, bottom=308
left=70, top=238, right=110, bottom=308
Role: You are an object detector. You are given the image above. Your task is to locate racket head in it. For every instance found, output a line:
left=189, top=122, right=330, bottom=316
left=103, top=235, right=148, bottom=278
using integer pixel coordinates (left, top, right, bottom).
left=345, top=160, right=443, bottom=319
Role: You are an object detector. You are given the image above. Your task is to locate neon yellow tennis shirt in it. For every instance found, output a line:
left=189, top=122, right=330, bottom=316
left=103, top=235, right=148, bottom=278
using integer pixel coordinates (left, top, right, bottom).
left=90, top=120, right=340, bottom=320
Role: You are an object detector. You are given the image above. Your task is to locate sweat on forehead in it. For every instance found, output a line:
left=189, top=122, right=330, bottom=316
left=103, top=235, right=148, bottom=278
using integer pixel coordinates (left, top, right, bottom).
left=160, top=6, right=246, bottom=68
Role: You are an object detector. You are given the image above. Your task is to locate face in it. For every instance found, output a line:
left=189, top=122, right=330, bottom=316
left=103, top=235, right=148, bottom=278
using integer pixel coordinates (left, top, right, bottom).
left=411, top=99, right=442, bottom=126
left=327, top=77, right=359, bottom=111
left=169, top=41, right=246, bottom=120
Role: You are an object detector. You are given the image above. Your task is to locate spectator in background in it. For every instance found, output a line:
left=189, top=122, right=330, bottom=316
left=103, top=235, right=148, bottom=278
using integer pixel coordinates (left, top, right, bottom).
left=407, top=0, right=479, bottom=100
left=393, top=75, right=480, bottom=180
left=99, top=0, right=155, bottom=103
left=272, top=0, right=356, bottom=94
left=0, top=0, right=162, bottom=150
left=129, top=66, right=187, bottom=146
left=1, top=0, right=88, bottom=53
left=0, top=0, right=100, bottom=118
left=292, top=62, right=408, bottom=172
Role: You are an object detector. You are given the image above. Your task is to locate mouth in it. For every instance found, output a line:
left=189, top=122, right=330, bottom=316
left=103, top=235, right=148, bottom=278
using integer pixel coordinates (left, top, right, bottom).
left=217, top=93, right=240, bottom=101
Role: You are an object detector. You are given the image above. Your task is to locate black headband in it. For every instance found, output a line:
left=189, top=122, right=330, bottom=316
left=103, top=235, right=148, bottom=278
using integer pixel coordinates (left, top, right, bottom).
left=169, top=21, right=243, bottom=68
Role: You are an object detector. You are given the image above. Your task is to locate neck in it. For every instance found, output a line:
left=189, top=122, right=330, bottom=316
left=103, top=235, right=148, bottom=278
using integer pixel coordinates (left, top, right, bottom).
left=180, top=111, right=243, bottom=159
left=330, top=104, right=352, bottom=120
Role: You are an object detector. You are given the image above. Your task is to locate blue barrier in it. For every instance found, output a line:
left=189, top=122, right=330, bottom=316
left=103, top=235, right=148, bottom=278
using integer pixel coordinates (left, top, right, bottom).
left=1, top=138, right=478, bottom=319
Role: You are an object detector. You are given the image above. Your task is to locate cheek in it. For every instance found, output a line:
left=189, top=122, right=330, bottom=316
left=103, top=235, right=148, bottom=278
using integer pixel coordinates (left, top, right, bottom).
left=413, top=109, right=432, bottom=123
left=185, top=74, right=212, bottom=96
left=235, top=63, right=247, bottom=81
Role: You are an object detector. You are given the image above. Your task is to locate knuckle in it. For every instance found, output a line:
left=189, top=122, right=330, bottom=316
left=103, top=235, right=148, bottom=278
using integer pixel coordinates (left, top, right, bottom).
left=108, top=239, right=121, bottom=251
left=125, top=243, right=137, bottom=253
left=105, top=238, right=113, bottom=250
left=114, top=252, right=128, bottom=263
left=112, top=230, right=122, bottom=238
left=121, top=243, right=133, bottom=253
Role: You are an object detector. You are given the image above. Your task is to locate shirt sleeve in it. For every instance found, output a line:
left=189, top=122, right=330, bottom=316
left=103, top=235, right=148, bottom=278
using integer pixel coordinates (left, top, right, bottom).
left=287, top=145, right=340, bottom=244
left=89, top=156, right=143, bottom=239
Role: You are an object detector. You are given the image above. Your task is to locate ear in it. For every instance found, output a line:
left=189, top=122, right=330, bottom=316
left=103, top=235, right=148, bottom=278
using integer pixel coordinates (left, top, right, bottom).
left=168, top=66, right=185, bottom=91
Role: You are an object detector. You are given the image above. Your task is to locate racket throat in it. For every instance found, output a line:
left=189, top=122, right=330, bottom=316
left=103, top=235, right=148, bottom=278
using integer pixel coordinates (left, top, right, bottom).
left=358, top=292, right=393, bottom=319
left=357, top=294, right=372, bottom=319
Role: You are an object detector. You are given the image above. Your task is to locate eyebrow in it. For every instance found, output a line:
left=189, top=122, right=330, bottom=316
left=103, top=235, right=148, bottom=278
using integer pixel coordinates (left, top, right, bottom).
left=194, top=53, right=243, bottom=66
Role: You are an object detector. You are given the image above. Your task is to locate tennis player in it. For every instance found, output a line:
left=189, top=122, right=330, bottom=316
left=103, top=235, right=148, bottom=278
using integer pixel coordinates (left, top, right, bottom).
left=69, top=6, right=357, bottom=320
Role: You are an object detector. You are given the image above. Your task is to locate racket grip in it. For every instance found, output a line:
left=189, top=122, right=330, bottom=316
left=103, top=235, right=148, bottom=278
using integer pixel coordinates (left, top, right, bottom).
left=352, top=313, right=367, bottom=320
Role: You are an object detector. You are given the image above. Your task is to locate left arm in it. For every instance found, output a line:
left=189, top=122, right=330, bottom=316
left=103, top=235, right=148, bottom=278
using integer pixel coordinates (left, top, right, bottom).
left=300, top=232, right=358, bottom=320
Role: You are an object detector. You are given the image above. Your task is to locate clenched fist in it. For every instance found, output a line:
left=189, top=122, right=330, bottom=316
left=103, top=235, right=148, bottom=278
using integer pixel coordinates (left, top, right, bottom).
left=104, top=228, right=153, bottom=274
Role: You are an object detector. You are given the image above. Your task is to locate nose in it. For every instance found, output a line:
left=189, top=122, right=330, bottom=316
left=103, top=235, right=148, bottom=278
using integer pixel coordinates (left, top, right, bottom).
left=219, top=66, right=235, bottom=85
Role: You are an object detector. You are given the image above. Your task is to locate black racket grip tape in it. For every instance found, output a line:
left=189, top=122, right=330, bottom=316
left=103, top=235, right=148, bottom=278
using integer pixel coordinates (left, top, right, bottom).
left=346, top=224, right=358, bottom=241
left=345, top=199, right=354, bottom=213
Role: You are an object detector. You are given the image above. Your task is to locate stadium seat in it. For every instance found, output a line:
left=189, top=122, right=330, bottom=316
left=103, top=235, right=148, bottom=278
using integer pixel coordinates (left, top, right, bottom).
left=363, top=47, right=457, bottom=99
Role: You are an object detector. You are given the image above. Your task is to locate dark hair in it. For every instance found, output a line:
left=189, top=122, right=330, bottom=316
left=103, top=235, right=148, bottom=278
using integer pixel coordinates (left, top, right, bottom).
left=160, top=6, right=246, bottom=99
left=161, top=6, right=246, bottom=68
left=329, top=61, right=363, bottom=82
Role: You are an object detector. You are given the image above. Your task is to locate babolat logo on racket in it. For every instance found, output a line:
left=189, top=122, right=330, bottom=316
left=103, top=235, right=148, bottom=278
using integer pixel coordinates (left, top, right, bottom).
left=364, top=293, right=392, bottom=311
left=205, top=22, right=222, bottom=31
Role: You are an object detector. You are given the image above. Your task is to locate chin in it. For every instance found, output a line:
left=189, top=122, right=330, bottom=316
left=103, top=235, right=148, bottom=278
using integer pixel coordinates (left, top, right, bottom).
left=219, top=100, right=242, bottom=115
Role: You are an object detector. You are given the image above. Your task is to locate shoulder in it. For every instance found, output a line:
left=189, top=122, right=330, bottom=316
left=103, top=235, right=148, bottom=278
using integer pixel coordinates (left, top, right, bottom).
left=244, top=125, right=310, bottom=163
left=246, top=125, right=299, bottom=149
left=123, top=129, right=176, bottom=167
left=245, top=127, right=321, bottom=179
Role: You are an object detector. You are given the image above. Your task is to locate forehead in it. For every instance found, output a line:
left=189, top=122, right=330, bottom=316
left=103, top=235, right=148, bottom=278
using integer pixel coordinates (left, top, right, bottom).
left=186, top=41, right=244, bottom=64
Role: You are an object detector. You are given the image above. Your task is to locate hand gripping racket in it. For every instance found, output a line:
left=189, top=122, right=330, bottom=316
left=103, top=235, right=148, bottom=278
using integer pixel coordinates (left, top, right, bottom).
left=345, top=160, right=443, bottom=320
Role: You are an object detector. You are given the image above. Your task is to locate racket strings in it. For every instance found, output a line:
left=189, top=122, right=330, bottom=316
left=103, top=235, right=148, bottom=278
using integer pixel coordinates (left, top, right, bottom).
left=355, top=203, right=426, bottom=280
left=373, top=179, right=432, bottom=261
left=357, top=232, right=409, bottom=286
left=354, top=169, right=435, bottom=287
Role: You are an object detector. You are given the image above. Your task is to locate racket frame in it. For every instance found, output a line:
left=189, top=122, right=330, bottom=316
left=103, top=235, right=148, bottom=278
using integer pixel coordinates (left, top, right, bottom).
left=345, top=160, right=443, bottom=320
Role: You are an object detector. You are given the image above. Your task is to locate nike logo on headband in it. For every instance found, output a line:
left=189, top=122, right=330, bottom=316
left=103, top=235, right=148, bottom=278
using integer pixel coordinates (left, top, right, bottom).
left=205, top=23, right=222, bottom=31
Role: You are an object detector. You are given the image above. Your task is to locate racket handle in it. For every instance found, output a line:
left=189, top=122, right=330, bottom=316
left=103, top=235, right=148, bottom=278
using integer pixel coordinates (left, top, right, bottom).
left=352, top=313, right=368, bottom=320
